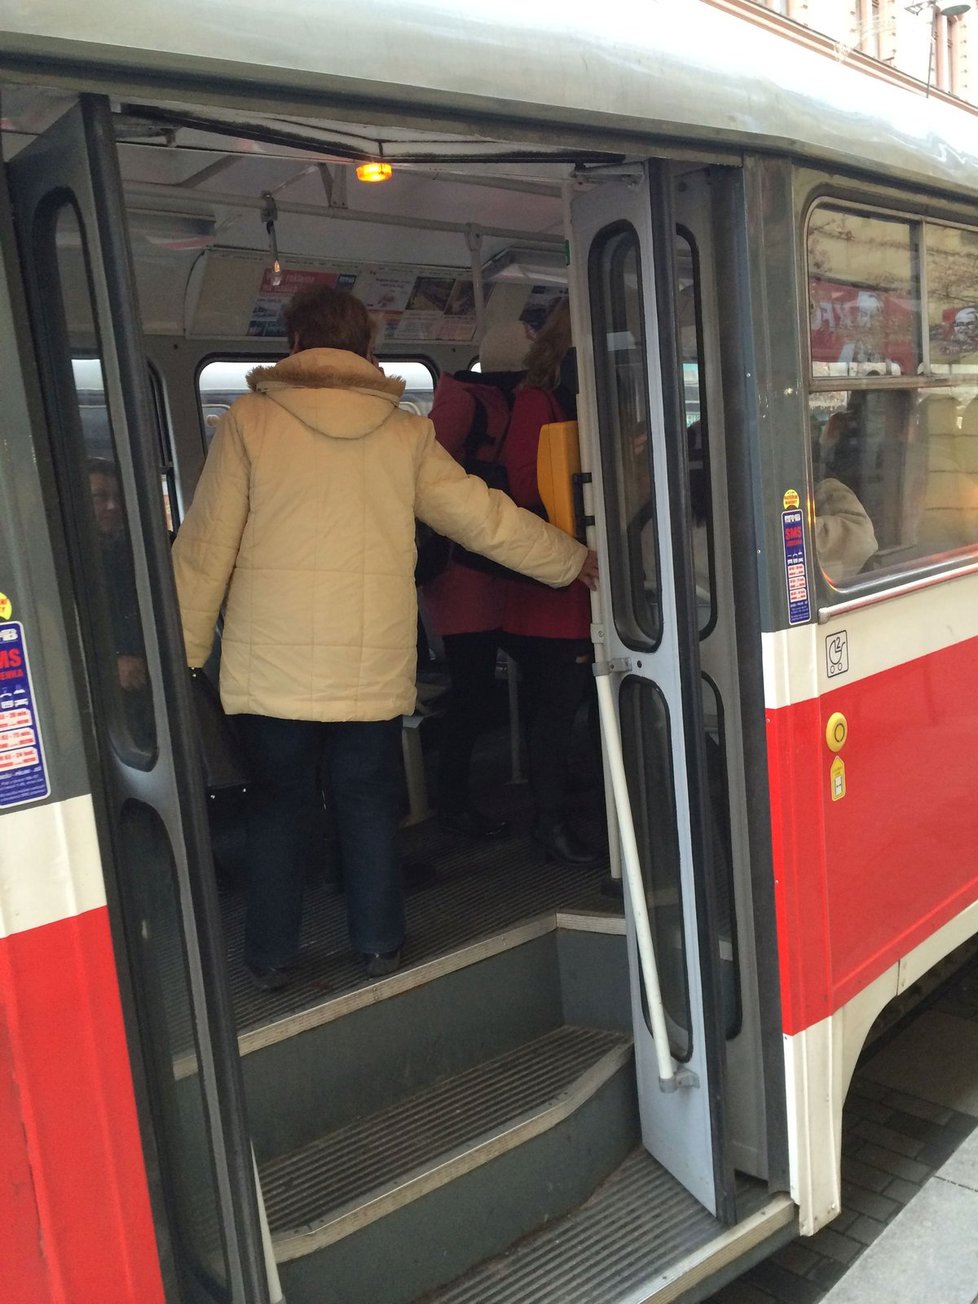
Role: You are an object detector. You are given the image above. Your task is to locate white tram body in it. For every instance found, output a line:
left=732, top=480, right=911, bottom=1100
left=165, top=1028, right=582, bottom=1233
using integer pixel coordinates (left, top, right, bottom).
left=2, top=3, right=978, bottom=1300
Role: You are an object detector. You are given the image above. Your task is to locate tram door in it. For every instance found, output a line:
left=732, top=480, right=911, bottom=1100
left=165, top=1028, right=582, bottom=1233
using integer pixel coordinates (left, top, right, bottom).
left=4, top=96, right=271, bottom=1301
left=570, top=164, right=736, bottom=1221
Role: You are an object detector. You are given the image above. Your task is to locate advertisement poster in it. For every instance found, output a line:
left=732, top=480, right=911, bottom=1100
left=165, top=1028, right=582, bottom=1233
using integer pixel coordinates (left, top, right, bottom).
left=247, top=268, right=355, bottom=337
left=0, top=621, right=49, bottom=809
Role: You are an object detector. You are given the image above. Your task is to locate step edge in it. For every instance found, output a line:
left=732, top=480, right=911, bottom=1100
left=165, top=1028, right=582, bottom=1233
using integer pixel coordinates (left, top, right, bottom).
left=271, top=1040, right=634, bottom=1263
left=622, top=1195, right=797, bottom=1304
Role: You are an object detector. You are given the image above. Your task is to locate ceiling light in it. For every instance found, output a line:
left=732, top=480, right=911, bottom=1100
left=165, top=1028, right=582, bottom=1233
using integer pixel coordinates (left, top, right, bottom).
left=356, top=161, right=393, bottom=183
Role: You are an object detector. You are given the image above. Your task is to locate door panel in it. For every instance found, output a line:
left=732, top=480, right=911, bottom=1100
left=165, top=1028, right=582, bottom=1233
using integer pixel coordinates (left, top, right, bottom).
left=6, top=95, right=270, bottom=1302
left=570, top=164, right=735, bottom=1220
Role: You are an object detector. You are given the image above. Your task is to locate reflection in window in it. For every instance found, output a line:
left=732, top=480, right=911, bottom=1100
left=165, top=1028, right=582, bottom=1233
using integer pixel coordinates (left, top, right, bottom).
left=676, top=231, right=714, bottom=634
left=808, top=205, right=978, bottom=585
left=808, top=207, right=921, bottom=378
left=54, top=206, right=156, bottom=768
left=926, top=225, right=978, bottom=378
left=589, top=223, right=660, bottom=650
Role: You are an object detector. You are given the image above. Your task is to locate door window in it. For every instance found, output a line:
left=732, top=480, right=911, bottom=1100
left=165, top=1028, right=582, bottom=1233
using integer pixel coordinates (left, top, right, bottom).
left=589, top=223, right=660, bottom=651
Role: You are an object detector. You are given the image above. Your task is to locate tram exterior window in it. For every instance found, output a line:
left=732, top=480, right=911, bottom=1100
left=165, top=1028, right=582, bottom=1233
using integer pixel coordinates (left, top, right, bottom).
left=807, top=204, right=978, bottom=586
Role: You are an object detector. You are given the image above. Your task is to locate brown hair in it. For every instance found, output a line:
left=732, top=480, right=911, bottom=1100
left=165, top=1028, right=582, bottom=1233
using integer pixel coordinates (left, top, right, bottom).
left=283, top=285, right=374, bottom=356
left=522, top=299, right=572, bottom=392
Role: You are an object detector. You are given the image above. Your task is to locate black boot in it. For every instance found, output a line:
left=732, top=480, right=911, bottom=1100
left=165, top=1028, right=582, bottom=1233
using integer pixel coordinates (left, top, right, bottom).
left=532, top=818, right=602, bottom=867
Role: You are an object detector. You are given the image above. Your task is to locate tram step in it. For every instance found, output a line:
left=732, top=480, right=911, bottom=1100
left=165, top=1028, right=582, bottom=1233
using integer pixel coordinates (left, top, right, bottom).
left=242, top=927, right=631, bottom=1164
left=427, top=1148, right=794, bottom=1304
left=264, top=1022, right=638, bottom=1304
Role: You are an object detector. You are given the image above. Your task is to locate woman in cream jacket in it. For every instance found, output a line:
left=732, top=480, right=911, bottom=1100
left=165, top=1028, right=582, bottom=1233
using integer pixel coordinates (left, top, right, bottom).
left=173, top=285, right=594, bottom=988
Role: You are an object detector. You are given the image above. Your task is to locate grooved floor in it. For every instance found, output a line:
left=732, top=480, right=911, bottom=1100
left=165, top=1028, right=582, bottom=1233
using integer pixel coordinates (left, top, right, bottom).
left=260, top=1025, right=627, bottom=1240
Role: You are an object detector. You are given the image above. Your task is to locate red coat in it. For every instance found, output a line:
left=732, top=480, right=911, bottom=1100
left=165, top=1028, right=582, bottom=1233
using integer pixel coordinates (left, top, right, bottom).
left=420, top=373, right=506, bottom=636
left=501, top=388, right=591, bottom=640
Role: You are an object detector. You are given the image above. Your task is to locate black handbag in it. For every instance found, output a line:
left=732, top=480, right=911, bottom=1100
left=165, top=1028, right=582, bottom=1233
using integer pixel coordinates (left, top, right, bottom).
left=189, top=667, right=250, bottom=795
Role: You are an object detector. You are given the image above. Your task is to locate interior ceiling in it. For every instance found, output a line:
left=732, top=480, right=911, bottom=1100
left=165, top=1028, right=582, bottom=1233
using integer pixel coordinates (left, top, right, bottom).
left=1, top=81, right=629, bottom=273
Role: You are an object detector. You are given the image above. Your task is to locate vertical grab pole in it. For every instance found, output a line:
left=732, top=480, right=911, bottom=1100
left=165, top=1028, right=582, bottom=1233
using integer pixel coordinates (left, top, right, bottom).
left=466, top=225, right=486, bottom=340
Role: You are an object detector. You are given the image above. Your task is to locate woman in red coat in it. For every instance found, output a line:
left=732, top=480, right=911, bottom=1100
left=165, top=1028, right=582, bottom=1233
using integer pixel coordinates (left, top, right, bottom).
left=421, top=323, right=531, bottom=837
left=501, top=302, right=602, bottom=867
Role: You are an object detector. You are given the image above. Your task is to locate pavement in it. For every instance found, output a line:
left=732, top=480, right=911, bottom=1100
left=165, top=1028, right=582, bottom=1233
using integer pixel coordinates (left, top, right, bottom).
left=707, top=955, right=978, bottom=1304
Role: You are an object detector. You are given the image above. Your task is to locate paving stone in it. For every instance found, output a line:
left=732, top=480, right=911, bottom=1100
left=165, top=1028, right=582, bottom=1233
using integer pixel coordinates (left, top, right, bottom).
left=808, top=1228, right=861, bottom=1266
left=848, top=1076, right=888, bottom=1102
left=917, top=1139, right=964, bottom=1169
left=853, top=1144, right=930, bottom=1183
left=708, top=1282, right=778, bottom=1304
left=883, top=1176, right=921, bottom=1207
left=770, top=1242, right=820, bottom=1277
left=881, top=1092, right=952, bottom=1125
left=839, top=1181, right=899, bottom=1221
left=841, top=1156, right=897, bottom=1193
left=847, top=1214, right=885, bottom=1246
left=805, top=1256, right=848, bottom=1293
left=749, top=1259, right=823, bottom=1304
left=850, top=1119, right=925, bottom=1157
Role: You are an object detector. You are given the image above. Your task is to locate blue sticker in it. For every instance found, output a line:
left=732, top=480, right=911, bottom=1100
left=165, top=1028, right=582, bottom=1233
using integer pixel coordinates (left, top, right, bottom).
left=782, top=509, right=811, bottom=625
left=0, top=621, right=49, bottom=809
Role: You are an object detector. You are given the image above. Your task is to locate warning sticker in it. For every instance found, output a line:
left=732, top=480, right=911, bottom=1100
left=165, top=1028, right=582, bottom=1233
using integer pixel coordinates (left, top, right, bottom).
left=782, top=508, right=811, bottom=625
left=0, top=622, right=49, bottom=808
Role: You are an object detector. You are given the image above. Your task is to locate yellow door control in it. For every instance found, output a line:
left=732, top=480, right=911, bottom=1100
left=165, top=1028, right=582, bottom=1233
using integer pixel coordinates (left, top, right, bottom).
left=825, top=711, right=848, bottom=752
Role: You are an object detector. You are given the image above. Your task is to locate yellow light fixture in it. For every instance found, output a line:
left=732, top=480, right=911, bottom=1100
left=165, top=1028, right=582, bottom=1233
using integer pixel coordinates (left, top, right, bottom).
left=356, top=160, right=393, bottom=183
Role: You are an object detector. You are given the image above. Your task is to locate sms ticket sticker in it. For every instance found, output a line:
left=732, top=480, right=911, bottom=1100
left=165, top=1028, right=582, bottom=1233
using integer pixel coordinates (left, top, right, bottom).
left=0, top=621, right=49, bottom=808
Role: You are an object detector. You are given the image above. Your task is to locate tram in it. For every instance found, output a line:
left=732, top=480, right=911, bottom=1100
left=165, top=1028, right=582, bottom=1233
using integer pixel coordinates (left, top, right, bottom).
left=4, top=2, right=978, bottom=1301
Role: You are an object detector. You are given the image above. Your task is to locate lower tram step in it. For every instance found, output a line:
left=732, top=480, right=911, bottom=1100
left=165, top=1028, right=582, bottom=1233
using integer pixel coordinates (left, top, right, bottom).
left=264, top=1021, right=637, bottom=1304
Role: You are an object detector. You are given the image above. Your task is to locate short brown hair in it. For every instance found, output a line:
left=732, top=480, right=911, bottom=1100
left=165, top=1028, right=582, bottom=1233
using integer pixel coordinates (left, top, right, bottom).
left=283, top=285, right=374, bottom=356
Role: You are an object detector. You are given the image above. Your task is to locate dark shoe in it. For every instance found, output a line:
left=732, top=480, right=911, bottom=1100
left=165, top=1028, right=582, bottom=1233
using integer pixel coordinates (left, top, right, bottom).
left=438, top=808, right=510, bottom=839
left=533, top=820, right=602, bottom=868
left=245, top=963, right=294, bottom=992
left=362, top=949, right=402, bottom=978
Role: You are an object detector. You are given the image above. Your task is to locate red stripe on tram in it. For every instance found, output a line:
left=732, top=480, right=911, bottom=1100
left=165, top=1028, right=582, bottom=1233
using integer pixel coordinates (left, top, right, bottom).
left=0, top=906, right=165, bottom=1304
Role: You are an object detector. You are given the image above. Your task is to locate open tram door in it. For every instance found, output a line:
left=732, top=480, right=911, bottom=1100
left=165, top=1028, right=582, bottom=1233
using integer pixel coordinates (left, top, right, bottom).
left=569, top=160, right=774, bottom=1223
left=2, top=94, right=276, bottom=1303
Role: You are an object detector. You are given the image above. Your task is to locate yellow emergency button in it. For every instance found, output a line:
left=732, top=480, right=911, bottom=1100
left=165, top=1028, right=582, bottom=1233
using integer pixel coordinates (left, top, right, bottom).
left=825, top=711, right=848, bottom=752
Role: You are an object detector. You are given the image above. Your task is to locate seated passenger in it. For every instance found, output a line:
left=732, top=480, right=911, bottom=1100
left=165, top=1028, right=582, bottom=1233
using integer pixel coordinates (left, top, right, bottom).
left=813, top=410, right=878, bottom=582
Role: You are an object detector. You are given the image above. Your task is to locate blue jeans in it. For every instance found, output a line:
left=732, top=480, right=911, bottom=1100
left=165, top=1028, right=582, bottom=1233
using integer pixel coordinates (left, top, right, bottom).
left=234, top=715, right=405, bottom=969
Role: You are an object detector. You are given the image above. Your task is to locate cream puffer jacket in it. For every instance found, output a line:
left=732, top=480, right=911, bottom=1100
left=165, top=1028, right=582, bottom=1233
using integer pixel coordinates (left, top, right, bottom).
left=172, top=348, right=588, bottom=721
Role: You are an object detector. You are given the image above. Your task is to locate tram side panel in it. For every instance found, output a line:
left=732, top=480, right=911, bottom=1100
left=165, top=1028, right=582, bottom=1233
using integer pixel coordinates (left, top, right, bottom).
left=764, top=585, right=978, bottom=1232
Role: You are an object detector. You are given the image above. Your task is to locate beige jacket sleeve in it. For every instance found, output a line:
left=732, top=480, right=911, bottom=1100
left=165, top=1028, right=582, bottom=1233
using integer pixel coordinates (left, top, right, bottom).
left=171, top=411, right=252, bottom=666
left=414, top=423, right=587, bottom=586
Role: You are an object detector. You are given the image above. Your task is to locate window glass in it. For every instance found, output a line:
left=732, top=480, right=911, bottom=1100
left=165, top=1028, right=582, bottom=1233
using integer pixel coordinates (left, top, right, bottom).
left=197, top=358, right=436, bottom=444
left=808, top=205, right=978, bottom=586
left=926, top=224, right=978, bottom=379
left=54, top=210, right=156, bottom=769
left=48, top=201, right=229, bottom=1289
left=676, top=233, right=714, bottom=634
left=589, top=224, right=660, bottom=650
left=619, top=677, right=691, bottom=1059
left=808, top=207, right=921, bottom=378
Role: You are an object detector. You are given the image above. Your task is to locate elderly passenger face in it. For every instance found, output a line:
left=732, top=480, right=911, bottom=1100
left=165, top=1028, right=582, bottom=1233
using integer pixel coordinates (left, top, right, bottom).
left=90, top=470, right=124, bottom=537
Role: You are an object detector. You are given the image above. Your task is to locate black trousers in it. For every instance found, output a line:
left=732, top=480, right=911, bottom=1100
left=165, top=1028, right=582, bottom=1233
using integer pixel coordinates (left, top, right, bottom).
left=503, top=633, right=594, bottom=822
left=436, top=629, right=502, bottom=813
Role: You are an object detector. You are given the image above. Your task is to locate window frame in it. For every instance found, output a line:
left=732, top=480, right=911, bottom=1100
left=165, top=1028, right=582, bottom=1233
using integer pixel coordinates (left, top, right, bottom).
left=803, top=192, right=978, bottom=607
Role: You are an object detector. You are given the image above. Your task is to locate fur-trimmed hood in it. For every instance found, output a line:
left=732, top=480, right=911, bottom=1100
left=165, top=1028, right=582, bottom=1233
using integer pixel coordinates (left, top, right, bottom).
left=246, top=347, right=407, bottom=441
